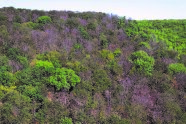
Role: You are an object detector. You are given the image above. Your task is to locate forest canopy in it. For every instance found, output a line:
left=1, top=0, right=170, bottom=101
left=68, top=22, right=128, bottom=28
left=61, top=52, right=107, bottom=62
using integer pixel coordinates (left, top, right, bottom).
left=0, top=7, right=186, bottom=124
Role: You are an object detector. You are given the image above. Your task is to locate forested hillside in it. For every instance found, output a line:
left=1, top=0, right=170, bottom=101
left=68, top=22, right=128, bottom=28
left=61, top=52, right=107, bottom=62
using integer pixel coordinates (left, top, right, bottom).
left=0, top=7, right=186, bottom=124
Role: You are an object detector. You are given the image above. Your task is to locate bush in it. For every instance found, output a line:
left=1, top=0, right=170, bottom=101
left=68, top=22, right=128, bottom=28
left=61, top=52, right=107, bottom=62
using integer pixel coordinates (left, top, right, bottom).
left=36, top=16, right=52, bottom=24
left=129, top=50, right=155, bottom=76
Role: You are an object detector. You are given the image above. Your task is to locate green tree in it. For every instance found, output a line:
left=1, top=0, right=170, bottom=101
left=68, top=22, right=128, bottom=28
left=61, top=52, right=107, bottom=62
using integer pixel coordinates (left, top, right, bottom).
left=37, top=16, right=52, bottom=24
left=48, top=68, right=81, bottom=90
left=60, top=117, right=73, bottom=124
left=168, top=63, right=186, bottom=74
left=129, top=50, right=155, bottom=76
left=92, top=69, right=111, bottom=92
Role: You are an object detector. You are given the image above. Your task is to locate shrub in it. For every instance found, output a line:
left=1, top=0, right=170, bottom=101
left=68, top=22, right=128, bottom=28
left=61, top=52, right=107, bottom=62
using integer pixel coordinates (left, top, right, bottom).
left=129, top=50, right=155, bottom=76
left=36, top=16, right=52, bottom=24
left=168, top=63, right=186, bottom=74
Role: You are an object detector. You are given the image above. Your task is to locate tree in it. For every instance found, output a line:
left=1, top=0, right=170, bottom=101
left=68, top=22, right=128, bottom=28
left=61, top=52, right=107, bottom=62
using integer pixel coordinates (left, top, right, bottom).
left=48, top=68, right=81, bottom=91
left=37, top=16, right=52, bottom=24
left=129, top=50, right=155, bottom=76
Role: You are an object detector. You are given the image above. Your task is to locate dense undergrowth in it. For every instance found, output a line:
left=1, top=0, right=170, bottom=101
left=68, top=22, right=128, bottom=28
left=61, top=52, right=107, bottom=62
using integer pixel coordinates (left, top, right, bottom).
left=0, top=7, right=186, bottom=124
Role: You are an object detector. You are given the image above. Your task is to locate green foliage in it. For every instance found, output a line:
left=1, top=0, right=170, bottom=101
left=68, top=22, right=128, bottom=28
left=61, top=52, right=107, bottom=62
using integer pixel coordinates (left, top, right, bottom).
left=117, top=17, right=125, bottom=29
left=17, top=56, right=29, bottom=68
left=168, top=63, right=186, bottom=74
left=106, top=59, right=122, bottom=75
left=0, top=12, right=7, bottom=21
left=36, top=51, right=62, bottom=68
left=66, top=61, right=85, bottom=73
left=125, top=20, right=186, bottom=55
left=100, top=49, right=114, bottom=60
left=0, top=55, right=11, bottom=71
left=78, top=26, right=89, bottom=39
left=0, top=8, right=186, bottom=124
left=113, top=48, right=122, bottom=57
left=87, top=22, right=96, bottom=30
left=0, top=85, right=16, bottom=93
left=35, top=60, right=54, bottom=73
left=129, top=50, right=155, bottom=76
left=60, top=117, right=73, bottom=124
left=65, top=18, right=79, bottom=28
left=0, top=91, right=32, bottom=123
left=0, top=71, right=17, bottom=86
left=74, top=43, right=82, bottom=49
left=100, top=33, right=108, bottom=47
left=6, top=47, right=21, bottom=60
left=138, top=42, right=151, bottom=49
left=48, top=68, right=81, bottom=90
left=21, top=85, right=43, bottom=100
left=15, top=67, right=34, bottom=86
left=22, top=21, right=38, bottom=29
left=92, top=69, right=111, bottom=92
left=0, top=25, right=9, bottom=40
left=13, top=15, right=22, bottom=23
left=37, top=16, right=52, bottom=24
left=107, top=114, right=131, bottom=124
